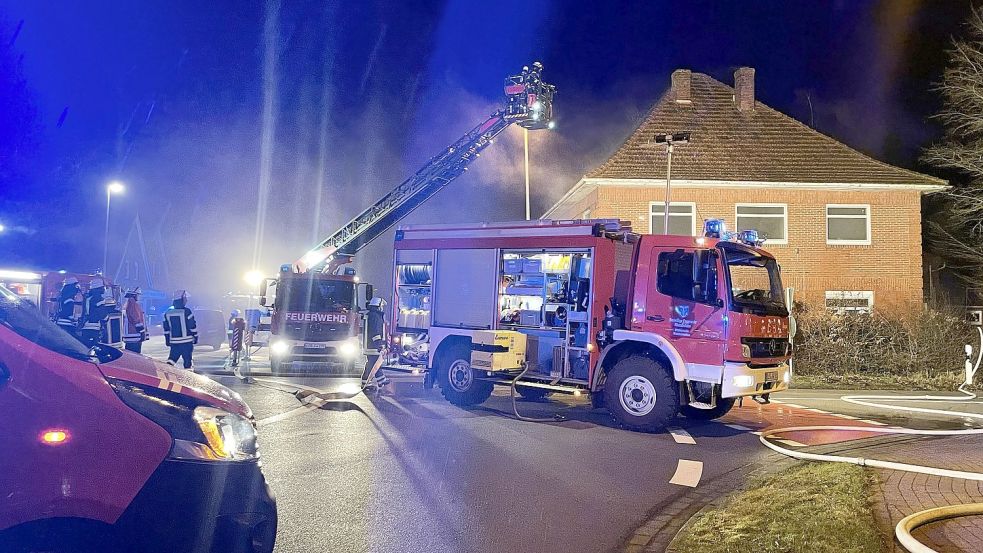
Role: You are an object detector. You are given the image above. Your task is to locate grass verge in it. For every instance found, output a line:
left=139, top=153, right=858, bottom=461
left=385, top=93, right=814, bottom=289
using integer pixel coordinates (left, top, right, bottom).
left=791, top=371, right=972, bottom=391
left=669, top=462, right=883, bottom=553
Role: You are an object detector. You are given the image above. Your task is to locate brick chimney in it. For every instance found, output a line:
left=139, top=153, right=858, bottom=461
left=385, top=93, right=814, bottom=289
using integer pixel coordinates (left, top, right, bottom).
left=671, top=69, right=692, bottom=104
left=734, top=67, right=755, bottom=112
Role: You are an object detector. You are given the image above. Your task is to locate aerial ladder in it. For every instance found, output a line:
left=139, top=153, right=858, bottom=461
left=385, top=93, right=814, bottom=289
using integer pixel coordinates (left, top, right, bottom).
left=293, top=62, right=557, bottom=274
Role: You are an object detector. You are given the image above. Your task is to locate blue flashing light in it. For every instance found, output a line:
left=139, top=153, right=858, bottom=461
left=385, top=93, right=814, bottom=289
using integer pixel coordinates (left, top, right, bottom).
left=704, top=218, right=726, bottom=238
left=738, top=229, right=759, bottom=245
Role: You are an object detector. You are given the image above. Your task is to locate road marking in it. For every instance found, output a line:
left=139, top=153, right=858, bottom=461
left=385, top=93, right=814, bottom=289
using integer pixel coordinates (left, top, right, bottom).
left=256, top=395, right=327, bottom=427
left=724, top=423, right=752, bottom=431
left=834, top=413, right=860, bottom=420
left=804, top=408, right=830, bottom=414
left=782, top=403, right=806, bottom=409
left=669, top=460, right=703, bottom=487
left=860, top=419, right=888, bottom=426
left=667, top=427, right=696, bottom=444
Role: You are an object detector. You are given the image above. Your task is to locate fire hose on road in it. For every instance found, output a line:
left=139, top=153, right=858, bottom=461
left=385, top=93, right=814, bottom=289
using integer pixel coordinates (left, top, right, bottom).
left=760, top=328, right=983, bottom=553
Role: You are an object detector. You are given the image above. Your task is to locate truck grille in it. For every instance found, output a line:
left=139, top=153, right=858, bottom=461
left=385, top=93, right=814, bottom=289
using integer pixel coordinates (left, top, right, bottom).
left=741, top=337, right=791, bottom=358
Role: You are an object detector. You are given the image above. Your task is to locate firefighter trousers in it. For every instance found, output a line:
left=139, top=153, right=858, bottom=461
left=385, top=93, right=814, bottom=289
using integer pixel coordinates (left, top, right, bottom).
left=167, top=342, right=194, bottom=369
left=124, top=341, right=143, bottom=354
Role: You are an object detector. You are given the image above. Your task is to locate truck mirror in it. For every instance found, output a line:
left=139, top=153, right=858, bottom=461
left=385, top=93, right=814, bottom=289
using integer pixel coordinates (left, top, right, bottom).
left=259, top=296, right=267, bottom=307
left=365, top=284, right=374, bottom=302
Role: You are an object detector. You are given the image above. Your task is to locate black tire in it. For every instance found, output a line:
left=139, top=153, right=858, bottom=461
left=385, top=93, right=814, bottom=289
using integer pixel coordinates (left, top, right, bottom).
left=437, top=342, right=493, bottom=406
left=680, top=397, right=736, bottom=420
left=515, top=386, right=552, bottom=402
left=603, top=355, right=679, bottom=431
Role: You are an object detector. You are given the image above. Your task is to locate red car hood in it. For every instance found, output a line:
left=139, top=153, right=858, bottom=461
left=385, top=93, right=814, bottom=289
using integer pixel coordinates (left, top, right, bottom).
left=99, top=351, right=252, bottom=418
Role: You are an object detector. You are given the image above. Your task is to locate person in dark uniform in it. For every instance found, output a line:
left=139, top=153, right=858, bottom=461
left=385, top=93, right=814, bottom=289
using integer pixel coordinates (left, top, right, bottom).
left=361, top=297, right=392, bottom=391
left=55, top=277, right=82, bottom=339
left=80, top=278, right=117, bottom=348
left=163, top=289, right=197, bottom=370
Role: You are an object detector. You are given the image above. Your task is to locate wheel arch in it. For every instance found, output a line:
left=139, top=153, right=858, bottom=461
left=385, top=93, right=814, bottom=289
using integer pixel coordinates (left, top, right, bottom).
left=594, top=330, right=686, bottom=391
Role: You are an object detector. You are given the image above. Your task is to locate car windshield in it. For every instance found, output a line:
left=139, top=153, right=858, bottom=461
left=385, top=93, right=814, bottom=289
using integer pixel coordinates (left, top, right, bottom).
left=0, top=284, right=94, bottom=361
left=721, top=245, right=787, bottom=316
left=278, top=278, right=354, bottom=312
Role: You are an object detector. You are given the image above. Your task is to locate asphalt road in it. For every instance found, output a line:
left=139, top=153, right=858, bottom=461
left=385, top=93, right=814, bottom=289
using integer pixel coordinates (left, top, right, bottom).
left=142, top=337, right=774, bottom=553
left=139, top=337, right=983, bottom=552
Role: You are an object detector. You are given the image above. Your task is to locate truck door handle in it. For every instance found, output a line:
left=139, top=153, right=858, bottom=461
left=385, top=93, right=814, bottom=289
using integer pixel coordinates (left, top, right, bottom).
left=647, top=315, right=664, bottom=322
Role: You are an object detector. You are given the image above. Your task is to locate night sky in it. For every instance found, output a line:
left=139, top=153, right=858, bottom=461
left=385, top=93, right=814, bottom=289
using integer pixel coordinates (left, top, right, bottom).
left=0, top=0, right=971, bottom=302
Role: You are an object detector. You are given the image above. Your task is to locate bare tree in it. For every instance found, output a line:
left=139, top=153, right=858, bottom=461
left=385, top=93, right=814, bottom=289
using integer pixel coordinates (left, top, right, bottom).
left=923, top=8, right=983, bottom=298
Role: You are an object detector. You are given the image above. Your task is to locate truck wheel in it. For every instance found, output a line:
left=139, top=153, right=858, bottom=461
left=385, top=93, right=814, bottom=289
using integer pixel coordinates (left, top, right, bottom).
left=438, top=344, right=493, bottom=406
left=680, top=398, right=736, bottom=420
left=604, top=355, right=679, bottom=431
left=516, top=387, right=552, bottom=402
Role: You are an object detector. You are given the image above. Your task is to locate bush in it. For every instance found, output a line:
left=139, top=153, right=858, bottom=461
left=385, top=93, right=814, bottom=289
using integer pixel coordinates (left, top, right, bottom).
left=792, top=306, right=976, bottom=389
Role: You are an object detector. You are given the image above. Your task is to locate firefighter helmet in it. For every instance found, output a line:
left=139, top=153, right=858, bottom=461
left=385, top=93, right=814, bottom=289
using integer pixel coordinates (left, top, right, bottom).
left=125, top=287, right=142, bottom=297
left=368, top=297, right=386, bottom=309
left=63, top=276, right=79, bottom=286
left=89, top=277, right=105, bottom=289
left=231, top=309, right=241, bottom=318
left=172, top=289, right=188, bottom=301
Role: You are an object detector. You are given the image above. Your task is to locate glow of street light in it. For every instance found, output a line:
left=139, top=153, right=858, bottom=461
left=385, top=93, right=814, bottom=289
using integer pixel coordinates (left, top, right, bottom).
left=243, top=270, right=265, bottom=288
left=0, top=223, right=5, bottom=233
left=107, top=181, right=125, bottom=194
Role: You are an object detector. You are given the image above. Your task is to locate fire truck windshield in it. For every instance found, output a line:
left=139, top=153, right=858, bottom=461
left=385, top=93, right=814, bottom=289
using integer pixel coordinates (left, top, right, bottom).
left=277, top=277, right=355, bottom=312
left=721, top=246, right=787, bottom=316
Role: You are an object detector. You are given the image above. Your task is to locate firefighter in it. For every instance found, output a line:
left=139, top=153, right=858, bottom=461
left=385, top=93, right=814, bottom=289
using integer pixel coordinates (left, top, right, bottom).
left=163, top=290, right=197, bottom=370
left=361, top=296, right=392, bottom=391
left=55, top=277, right=82, bottom=338
left=122, top=288, right=148, bottom=353
left=80, top=278, right=117, bottom=348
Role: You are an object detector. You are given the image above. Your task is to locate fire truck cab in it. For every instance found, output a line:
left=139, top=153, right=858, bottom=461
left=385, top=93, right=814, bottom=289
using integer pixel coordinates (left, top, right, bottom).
left=389, top=218, right=791, bottom=430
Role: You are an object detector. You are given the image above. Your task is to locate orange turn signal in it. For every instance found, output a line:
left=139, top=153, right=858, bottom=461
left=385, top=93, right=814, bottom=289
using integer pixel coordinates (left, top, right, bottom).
left=40, top=430, right=69, bottom=445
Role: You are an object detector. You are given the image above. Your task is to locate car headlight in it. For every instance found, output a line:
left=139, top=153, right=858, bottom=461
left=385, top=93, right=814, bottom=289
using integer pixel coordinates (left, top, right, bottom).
left=192, top=406, right=258, bottom=461
left=270, top=340, right=290, bottom=356
left=107, top=379, right=259, bottom=462
left=338, top=338, right=359, bottom=358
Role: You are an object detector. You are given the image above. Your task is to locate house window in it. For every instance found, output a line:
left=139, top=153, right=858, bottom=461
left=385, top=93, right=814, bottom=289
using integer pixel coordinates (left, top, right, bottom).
left=735, top=204, right=787, bottom=244
left=826, top=205, right=871, bottom=245
left=825, top=291, right=874, bottom=315
left=650, top=202, right=696, bottom=235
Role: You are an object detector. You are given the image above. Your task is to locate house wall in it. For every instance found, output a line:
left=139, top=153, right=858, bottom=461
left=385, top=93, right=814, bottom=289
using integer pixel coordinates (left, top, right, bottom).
left=576, top=185, right=924, bottom=312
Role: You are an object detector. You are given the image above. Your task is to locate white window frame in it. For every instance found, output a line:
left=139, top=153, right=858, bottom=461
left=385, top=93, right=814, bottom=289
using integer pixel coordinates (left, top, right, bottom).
left=735, top=203, right=788, bottom=245
left=649, top=201, right=697, bottom=236
left=824, top=291, right=874, bottom=315
left=826, top=204, right=871, bottom=245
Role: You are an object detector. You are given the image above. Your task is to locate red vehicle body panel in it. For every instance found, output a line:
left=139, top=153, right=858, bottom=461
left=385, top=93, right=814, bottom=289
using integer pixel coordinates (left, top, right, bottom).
left=0, top=325, right=171, bottom=530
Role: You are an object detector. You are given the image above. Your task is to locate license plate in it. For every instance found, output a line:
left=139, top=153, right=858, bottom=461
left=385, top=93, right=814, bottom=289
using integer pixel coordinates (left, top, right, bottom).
left=765, top=371, right=779, bottom=382
left=304, top=342, right=328, bottom=349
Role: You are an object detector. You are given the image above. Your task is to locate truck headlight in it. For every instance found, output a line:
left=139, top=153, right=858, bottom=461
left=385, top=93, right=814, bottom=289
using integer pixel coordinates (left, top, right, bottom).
left=192, top=406, right=258, bottom=461
left=732, top=375, right=755, bottom=388
left=338, top=338, right=359, bottom=358
left=783, top=370, right=791, bottom=384
left=270, top=340, right=290, bottom=356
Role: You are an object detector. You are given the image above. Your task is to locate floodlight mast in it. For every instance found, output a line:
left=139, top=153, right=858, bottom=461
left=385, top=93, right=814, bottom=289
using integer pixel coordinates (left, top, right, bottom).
left=652, top=132, right=690, bottom=235
left=296, top=62, right=557, bottom=273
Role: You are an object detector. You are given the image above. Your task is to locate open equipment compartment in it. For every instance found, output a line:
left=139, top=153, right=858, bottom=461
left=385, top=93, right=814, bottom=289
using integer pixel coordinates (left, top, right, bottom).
left=497, top=249, right=593, bottom=382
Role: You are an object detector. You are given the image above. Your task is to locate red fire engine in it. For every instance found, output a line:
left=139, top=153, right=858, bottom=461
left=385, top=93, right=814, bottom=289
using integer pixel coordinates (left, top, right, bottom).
left=387, top=218, right=791, bottom=430
left=259, top=63, right=555, bottom=374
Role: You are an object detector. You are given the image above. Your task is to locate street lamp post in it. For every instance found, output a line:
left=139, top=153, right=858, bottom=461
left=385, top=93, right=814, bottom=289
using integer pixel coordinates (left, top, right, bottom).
left=104, top=181, right=125, bottom=274
left=651, top=132, right=690, bottom=234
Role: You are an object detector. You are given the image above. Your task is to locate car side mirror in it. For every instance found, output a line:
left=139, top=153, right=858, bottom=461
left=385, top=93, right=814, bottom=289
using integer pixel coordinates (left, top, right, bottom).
left=259, top=296, right=267, bottom=307
left=365, top=284, right=374, bottom=302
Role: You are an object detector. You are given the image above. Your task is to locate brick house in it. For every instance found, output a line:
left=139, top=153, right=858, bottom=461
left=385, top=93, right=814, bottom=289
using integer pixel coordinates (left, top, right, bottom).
left=544, top=67, right=947, bottom=312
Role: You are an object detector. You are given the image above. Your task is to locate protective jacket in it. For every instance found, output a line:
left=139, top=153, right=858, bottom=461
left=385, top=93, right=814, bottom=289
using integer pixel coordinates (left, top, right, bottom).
left=56, top=284, right=81, bottom=326
left=163, top=298, right=197, bottom=345
left=123, top=298, right=147, bottom=343
left=82, top=288, right=117, bottom=332
left=365, top=307, right=387, bottom=352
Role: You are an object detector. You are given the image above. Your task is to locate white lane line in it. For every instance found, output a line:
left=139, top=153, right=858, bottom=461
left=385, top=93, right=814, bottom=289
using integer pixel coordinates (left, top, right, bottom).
left=783, top=403, right=806, bottom=409
left=860, top=419, right=889, bottom=426
left=834, top=414, right=860, bottom=420
left=775, top=438, right=807, bottom=448
left=256, top=395, right=328, bottom=427
left=752, top=431, right=762, bottom=436
left=669, top=460, right=704, bottom=487
left=725, top=423, right=752, bottom=431
left=804, top=408, right=830, bottom=414
left=667, top=427, right=696, bottom=445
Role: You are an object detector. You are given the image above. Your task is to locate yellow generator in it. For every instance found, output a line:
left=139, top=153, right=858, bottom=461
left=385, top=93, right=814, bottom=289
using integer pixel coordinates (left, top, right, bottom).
left=470, top=330, right=527, bottom=371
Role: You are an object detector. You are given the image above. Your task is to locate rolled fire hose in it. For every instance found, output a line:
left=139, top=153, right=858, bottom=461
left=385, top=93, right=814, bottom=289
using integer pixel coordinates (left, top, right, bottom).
left=760, top=327, right=983, bottom=553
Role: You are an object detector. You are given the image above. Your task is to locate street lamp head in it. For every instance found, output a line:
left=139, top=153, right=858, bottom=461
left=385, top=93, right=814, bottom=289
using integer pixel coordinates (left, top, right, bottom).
left=107, top=181, right=125, bottom=194
left=0, top=223, right=5, bottom=233
left=244, top=269, right=265, bottom=288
